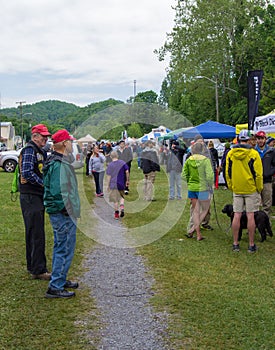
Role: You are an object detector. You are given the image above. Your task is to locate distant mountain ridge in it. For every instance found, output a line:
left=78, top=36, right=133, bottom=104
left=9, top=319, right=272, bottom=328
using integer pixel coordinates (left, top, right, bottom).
left=1, top=98, right=124, bottom=127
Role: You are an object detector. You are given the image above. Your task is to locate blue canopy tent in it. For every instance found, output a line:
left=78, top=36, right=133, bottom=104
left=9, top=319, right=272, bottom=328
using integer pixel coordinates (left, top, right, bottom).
left=176, top=120, right=236, bottom=139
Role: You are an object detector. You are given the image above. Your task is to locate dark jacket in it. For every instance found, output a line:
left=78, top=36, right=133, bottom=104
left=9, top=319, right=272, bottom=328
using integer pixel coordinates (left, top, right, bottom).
left=43, top=151, right=80, bottom=218
left=141, top=147, right=160, bottom=174
left=166, top=145, right=186, bottom=173
left=19, top=141, right=47, bottom=196
left=209, top=147, right=219, bottom=170
left=255, top=145, right=275, bottom=183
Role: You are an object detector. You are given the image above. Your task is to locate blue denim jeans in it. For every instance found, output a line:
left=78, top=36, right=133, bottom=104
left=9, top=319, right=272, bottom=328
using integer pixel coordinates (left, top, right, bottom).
left=169, top=170, right=182, bottom=199
left=49, top=213, right=77, bottom=290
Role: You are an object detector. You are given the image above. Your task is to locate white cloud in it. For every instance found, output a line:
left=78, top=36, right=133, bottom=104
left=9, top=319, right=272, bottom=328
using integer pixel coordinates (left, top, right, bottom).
left=0, top=0, right=175, bottom=107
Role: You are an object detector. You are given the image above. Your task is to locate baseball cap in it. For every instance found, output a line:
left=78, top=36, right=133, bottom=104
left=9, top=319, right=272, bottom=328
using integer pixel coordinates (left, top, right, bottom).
left=255, top=130, right=267, bottom=138
left=52, top=129, right=74, bottom=143
left=267, top=137, right=275, bottom=145
left=31, top=124, right=51, bottom=136
left=238, top=130, right=251, bottom=141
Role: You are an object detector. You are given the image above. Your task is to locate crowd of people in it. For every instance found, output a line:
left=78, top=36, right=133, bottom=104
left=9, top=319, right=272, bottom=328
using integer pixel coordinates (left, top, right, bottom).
left=17, top=125, right=275, bottom=298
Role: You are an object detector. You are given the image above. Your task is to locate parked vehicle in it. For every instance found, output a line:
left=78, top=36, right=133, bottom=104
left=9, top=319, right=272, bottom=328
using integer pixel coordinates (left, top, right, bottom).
left=0, top=141, right=84, bottom=172
left=0, top=150, right=21, bottom=172
left=71, top=141, right=84, bottom=169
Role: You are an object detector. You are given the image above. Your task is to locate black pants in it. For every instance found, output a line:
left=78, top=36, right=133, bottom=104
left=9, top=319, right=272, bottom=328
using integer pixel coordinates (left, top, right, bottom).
left=20, top=193, right=47, bottom=275
left=92, top=172, right=101, bottom=194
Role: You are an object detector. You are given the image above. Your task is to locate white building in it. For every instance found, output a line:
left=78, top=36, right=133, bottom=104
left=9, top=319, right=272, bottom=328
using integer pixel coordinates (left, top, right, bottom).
left=0, top=122, right=15, bottom=150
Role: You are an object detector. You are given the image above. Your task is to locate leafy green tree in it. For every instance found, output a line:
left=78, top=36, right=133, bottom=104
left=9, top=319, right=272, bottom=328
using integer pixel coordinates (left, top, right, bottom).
left=156, top=0, right=274, bottom=125
left=127, top=123, right=143, bottom=138
left=134, top=90, right=158, bottom=104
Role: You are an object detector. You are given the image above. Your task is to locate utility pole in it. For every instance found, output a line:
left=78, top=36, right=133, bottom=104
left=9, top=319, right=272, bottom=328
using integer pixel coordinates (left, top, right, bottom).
left=16, top=101, right=26, bottom=145
left=133, top=80, right=137, bottom=99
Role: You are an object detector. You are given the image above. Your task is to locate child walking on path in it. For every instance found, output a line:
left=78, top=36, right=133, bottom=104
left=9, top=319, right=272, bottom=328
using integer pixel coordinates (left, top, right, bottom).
left=106, top=151, right=129, bottom=219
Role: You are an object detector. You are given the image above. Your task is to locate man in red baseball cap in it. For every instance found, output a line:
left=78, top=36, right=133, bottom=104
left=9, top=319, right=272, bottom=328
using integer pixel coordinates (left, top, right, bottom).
left=255, top=130, right=275, bottom=220
left=43, top=129, right=80, bottom=298
left=18, top=124, right=51, bottom=280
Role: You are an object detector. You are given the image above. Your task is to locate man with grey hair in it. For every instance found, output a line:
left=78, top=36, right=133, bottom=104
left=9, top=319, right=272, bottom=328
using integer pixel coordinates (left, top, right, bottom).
left=19, top=124, right=51, bottom=280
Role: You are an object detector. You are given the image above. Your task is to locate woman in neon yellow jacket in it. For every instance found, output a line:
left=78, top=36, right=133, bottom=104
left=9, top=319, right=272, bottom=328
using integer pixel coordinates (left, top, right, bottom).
left=182, top=142, right=213, bottom=241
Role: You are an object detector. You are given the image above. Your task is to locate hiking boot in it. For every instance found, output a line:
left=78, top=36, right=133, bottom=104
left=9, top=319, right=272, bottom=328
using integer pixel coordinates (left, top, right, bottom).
left=32, top=272, right=51, bottom=280
left=248, top=244, right=258, bottom=253
left=114, top=211, right=119, bottom=220
left=45, top=288, right=75, bottom=299
left=232, top=244, right=240, bottom=252
left=201, top=224, right=213, bottom=231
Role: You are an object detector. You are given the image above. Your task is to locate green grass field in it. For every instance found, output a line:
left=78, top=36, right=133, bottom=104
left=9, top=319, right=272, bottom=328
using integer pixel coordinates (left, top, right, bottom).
left=0, top=164, right=275, bottom=349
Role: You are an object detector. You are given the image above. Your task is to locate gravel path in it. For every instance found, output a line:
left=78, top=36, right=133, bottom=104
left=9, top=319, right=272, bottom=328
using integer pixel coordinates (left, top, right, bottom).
left=82, top=196, right=169, bottom=349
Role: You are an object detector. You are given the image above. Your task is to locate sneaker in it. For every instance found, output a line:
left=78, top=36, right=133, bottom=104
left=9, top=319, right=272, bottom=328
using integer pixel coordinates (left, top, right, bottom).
left=32, top=272, right=51, bottom=280
left=201, top=224, right=213, bottom=231
left=96, top=193, right=104, bottom=197
left=120, top=209, right=125, bottom=217
left=232, top=244, right=240, bottom=252
left=45, top=288, right=75, bottom=299
left=114, top=211, right=119, bottom=220
left=248, top=244, right=258, bottom=253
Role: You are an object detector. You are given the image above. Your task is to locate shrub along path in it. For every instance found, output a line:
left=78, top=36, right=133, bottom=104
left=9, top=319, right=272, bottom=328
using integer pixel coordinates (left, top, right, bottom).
left=82, top=196, right=169, bottom=349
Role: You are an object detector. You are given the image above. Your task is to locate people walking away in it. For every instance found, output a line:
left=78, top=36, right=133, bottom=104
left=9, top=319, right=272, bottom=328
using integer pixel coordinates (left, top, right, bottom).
left=106, top=151, right=129, bottom=219
left=255, top=130, right=275, bottom=220
left=89, top=145, right=106, bottom=197
left=208, top=140, right=219, bottom=188
left=226, top=130, right=263, bottom=253
left=166, top=140, right=186, bottom=200
left=182, top=142, right=213, bottom=241
left=44, top=129, right=81, bottom=298
left=220, top=142, right=231, bottom=188
left=117, top=140, right=133, bottom=194
left=85, top=142, right=93, bottom=176
left=19, top=124, right=51, bottom=280
left=141, top=140, right=160, bottom=201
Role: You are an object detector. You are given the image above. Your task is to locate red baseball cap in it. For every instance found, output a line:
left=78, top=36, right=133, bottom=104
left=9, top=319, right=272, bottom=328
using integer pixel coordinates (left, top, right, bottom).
left=52, top=129, right=74, bottom=143
left=255, top=130, right=267, bottom=138
left=31, top=124, right=51, bottom=136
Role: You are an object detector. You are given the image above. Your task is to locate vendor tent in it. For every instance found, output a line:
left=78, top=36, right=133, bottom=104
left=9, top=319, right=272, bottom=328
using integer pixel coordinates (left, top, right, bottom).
left=176, top=121, right=236, bottom=139
left=158, top=127, right=192, bottom=141
left=77, top=134, right=97, bottom=143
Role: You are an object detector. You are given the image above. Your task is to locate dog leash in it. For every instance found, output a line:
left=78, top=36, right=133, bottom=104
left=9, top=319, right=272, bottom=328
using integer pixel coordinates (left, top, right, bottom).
left=212, top=190, right=231, bottom=236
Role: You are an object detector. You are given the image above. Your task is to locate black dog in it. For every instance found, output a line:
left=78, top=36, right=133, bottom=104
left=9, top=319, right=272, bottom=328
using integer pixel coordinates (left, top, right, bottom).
left=222, top=204, right=273, bottom=242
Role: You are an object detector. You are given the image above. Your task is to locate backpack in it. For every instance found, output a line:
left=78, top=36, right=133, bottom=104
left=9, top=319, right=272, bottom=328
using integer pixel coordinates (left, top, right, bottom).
left=11, top=164, right=19, bottom=201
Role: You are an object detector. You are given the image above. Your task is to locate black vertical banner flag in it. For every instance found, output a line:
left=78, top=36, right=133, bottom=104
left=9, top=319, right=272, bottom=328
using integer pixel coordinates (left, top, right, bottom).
left=247, top=70, right=263, bottom=130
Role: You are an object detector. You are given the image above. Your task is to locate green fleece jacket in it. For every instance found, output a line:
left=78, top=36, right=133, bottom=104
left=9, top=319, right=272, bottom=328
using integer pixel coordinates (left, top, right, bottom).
left=182, top=154, right=213, bottom=192
left=43, top=151, right=80, bottom=218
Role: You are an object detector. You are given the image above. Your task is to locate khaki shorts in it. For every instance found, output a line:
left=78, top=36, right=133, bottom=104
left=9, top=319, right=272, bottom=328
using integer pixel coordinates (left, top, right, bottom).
left=109, top=189, right=124, bottom=203
left=233, top=192, right=260, bottom=213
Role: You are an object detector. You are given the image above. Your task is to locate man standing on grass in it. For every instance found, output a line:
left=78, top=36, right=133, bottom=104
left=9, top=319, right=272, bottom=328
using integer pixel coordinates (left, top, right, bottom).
left=43, top=130, right=80, bottom=298
left=19, top=124, right=51, bottom=281
left=255, top=130, right=275, bottom=221
left=226, top=130, right=263, bottom=253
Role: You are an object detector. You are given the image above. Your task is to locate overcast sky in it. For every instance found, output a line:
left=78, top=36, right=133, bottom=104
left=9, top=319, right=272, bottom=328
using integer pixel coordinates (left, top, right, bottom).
left=0, top=0, right=175, bottom=108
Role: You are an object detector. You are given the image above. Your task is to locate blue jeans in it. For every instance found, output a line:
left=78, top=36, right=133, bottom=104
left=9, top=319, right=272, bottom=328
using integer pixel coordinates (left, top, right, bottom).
left=49, top=213, right=77, bottom=290
left=169, top=170, right=182, bottom=199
